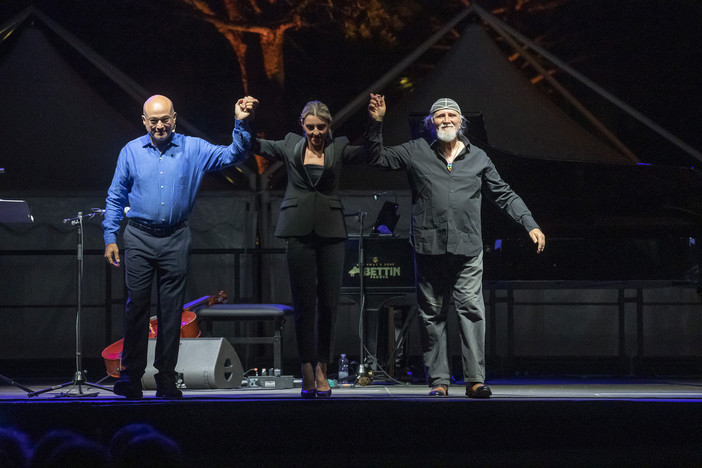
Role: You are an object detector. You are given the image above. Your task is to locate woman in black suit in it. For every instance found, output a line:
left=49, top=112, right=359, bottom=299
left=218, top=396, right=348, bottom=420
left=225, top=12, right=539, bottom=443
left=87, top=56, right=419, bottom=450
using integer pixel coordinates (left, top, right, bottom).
left=253, top=101, right=367, bottom=398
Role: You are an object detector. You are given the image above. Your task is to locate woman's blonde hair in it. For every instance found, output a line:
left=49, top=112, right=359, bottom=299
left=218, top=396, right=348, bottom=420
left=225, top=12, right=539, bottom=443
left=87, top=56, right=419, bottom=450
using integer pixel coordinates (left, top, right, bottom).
left=299, top=100, right=333, bottom=127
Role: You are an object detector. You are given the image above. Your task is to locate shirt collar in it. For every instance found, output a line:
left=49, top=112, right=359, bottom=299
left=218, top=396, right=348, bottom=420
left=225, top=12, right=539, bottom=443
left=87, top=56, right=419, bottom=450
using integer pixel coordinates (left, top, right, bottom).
left=141, top=132, right=182, bottom=150
left=430, top=134, right=471, bottom=153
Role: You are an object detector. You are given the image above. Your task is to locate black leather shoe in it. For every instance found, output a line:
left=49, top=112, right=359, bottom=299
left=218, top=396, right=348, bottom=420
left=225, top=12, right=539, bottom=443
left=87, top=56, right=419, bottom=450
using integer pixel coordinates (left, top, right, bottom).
left=156, top=384, right=183, bottom=399
left=300, top=389, right=316, bottom=399
left=316, top=388, right=332, bottom=398
left=428, top=384, right=449, bottom=397
left=466, top=383, right=492, bottom=399
left=113, top=379, right=143, bottom=399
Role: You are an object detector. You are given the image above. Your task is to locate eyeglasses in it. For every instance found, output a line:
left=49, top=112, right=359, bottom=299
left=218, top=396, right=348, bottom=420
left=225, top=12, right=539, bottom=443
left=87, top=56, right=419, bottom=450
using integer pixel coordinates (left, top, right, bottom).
left=304, top=124, right=327, bottom=132
left=146, top=116, right=173, bottom=126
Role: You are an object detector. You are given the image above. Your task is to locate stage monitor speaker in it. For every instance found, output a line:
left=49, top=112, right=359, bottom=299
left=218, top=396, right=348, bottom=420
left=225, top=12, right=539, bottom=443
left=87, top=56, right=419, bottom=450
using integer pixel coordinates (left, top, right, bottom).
left=142, top=338, right=243, bottom=390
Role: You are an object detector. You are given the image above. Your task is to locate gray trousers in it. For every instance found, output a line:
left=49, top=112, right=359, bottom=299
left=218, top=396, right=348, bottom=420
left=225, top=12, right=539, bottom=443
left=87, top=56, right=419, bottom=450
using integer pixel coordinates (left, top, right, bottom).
left=415, top=251, right=485, bottom=387
left=122, top=224, right=191, bottom=383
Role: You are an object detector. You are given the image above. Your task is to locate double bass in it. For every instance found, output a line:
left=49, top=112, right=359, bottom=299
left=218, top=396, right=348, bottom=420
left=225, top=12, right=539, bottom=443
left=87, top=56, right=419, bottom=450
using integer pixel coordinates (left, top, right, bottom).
left=101, top=291, right=227, bottom=377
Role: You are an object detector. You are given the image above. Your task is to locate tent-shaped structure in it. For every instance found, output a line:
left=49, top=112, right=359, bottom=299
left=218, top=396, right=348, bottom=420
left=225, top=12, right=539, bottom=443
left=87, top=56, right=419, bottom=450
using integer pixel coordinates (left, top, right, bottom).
left=0, top=7, right=245, bottom=193
left=0, top=8, right=145, bottom=192
left=381, top=21, right=633, bottom=164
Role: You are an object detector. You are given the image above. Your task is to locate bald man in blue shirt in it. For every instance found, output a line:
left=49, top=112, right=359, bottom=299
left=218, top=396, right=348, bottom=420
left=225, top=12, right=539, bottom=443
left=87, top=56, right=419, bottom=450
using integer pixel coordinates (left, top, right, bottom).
left=103, top=94, right=257, bottom=398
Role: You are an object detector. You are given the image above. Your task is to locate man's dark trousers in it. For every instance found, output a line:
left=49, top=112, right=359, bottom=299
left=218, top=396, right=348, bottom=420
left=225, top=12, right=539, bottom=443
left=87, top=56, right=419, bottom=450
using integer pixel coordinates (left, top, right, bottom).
left=121, top=223, right=191, bottom=384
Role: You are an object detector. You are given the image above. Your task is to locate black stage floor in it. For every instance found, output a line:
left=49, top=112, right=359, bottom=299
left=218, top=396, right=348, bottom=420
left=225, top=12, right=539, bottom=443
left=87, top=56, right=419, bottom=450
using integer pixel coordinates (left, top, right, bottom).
left=2, top=377, right=702, bottom=466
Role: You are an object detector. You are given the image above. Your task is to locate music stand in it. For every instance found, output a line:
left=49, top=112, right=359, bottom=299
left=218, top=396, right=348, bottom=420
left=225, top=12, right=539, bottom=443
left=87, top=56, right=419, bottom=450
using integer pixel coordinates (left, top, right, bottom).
left=370, top=201, right=400, bottom=237
left=0, top=199, right=34, bottom=223
left=0, top=199, right=34, bottom=393
left=28, top=211, right=113, bottom=397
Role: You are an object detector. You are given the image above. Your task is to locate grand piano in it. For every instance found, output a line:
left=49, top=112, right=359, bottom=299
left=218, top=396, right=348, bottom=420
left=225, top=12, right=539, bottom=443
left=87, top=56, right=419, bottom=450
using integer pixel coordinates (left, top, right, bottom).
left=484, top=112, right=702, bottom=377
left=482, top=151, right=702, bottom=282
left=481, top=136, right=702, bottom=374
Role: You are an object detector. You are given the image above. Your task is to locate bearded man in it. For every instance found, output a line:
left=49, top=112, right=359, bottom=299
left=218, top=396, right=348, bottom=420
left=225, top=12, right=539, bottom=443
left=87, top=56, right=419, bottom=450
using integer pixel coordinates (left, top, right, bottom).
left=365, top=95, right=545, bottom=398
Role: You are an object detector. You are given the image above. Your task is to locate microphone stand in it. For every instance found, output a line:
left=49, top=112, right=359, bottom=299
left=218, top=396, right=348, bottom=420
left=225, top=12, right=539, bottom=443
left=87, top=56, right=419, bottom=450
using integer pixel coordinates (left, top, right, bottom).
left=29, top=211, right=113, bottom=397
left=0, top=374, right=33, bottom=393
left=356, top=211, right=368, bottom=385
left=345, top=210, right=373, bottom=385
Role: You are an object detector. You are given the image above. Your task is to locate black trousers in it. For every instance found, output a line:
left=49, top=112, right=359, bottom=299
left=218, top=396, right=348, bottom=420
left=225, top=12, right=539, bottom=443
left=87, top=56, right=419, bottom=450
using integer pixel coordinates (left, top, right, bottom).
left=121, top=224, right=191, bottom=383
left=285, top=234, right=346, bottom=364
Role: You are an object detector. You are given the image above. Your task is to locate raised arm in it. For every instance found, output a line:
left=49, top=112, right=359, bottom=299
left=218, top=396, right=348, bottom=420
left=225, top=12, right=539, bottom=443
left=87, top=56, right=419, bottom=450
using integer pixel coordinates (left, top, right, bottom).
left=235, top=96, right=259, bottom=121
left=368, top=93, right=386, bottom=122
left=365, top=94, right=412, bottom=170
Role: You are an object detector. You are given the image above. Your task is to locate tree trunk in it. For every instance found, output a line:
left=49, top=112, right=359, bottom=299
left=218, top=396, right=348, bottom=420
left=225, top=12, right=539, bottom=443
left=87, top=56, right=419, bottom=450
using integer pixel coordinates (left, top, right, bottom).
left=258, top=26, right=287, bottom=88
left=220, top=29, right=250, bottom=93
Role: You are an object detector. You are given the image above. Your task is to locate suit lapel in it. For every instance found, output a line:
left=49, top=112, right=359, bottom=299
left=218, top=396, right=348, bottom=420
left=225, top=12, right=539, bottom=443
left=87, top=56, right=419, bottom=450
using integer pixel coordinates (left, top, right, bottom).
left=295, top=136, right=333, bottom=189
left=312, top=139, right=335, bottom=188
left=323, top=140, right=334, bottom=172
left=293, top=138, right=305, bottom=168
left=294, top=137, right=317, bottom=188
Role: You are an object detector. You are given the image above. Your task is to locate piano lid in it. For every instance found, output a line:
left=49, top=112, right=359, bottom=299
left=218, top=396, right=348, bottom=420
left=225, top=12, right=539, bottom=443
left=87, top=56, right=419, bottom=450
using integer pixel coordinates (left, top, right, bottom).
left=480, top=144, right=702, bottom=239
left=474, top=143, right=702, bottom=283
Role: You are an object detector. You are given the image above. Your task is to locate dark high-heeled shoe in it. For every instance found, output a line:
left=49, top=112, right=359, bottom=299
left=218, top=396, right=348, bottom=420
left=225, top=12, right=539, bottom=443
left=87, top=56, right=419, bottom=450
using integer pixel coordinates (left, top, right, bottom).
left=301, top=362, right=316, bottom=399
left=314, top=362, right=331, bottom=398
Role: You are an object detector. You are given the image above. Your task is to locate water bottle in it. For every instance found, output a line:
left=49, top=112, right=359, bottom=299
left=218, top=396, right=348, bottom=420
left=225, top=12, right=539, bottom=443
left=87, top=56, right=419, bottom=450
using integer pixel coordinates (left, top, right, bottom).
left=338, top=353, right=349, bottom=380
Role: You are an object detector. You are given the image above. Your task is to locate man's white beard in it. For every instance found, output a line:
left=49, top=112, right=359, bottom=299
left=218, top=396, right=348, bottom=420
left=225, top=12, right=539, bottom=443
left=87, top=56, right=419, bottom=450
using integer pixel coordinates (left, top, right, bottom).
left=436, top=126, right=457, bottom=142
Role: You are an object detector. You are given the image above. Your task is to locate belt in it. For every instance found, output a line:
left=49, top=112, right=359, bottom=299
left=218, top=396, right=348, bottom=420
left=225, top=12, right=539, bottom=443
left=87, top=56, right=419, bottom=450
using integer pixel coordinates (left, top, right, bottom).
left=128, top=219, right=188, bottom=237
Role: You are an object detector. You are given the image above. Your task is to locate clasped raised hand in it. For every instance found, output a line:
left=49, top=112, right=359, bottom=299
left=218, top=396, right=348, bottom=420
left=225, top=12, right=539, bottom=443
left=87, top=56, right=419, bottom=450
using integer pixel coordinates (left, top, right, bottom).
left=235, top=96, right=259, bottom=120
left=368, top=93, right=386, bottom=122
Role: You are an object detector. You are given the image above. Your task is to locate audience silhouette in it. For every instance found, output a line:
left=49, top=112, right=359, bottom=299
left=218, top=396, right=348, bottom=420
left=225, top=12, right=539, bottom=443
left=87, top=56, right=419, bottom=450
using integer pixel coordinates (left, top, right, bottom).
left=0, top=423, right=185, bottom=468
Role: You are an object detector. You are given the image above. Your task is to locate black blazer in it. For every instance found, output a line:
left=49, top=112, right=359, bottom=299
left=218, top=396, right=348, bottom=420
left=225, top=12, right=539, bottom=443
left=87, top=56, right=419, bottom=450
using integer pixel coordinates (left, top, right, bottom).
left=254, top=133, right=366, bottom=238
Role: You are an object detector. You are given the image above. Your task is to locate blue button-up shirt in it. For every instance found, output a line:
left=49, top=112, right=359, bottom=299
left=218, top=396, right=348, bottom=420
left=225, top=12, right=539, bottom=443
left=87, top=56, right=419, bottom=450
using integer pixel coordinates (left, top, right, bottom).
left=103, top=120, right=251, bottom=245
